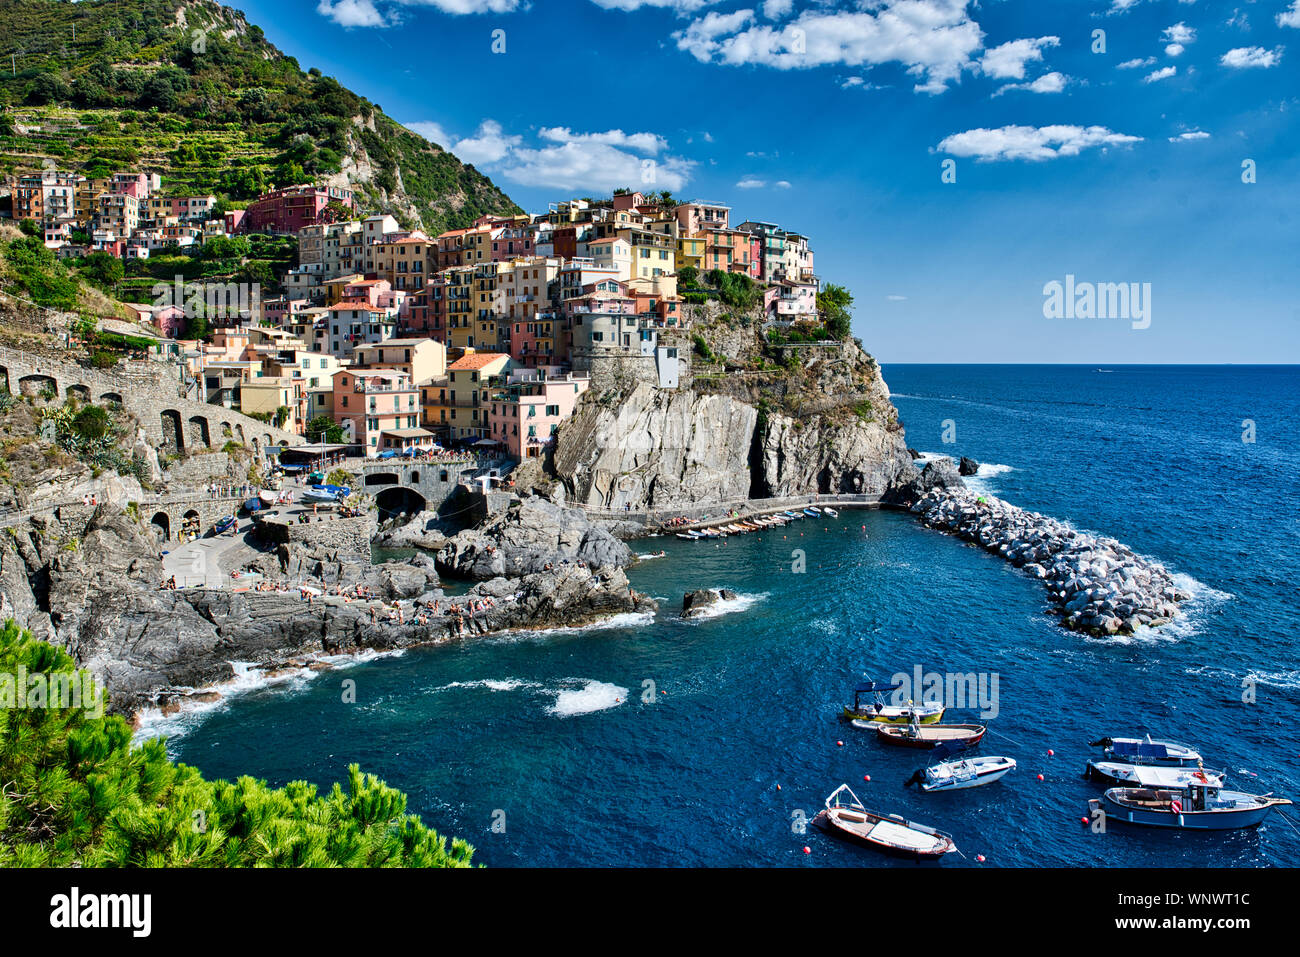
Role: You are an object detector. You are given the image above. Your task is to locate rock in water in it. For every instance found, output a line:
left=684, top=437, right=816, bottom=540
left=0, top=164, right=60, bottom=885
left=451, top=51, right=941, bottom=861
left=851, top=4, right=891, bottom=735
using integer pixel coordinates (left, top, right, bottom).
left=682, top=589, right=719, bottom=618
left=909, top=486, right=1187, bottom=636
left=959, top=456, right=980, bottom=476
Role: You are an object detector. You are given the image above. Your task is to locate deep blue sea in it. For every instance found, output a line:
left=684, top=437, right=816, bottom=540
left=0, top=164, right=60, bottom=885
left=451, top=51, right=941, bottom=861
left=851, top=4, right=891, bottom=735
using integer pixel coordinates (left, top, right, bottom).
left=156, top=365, right=1300, bottom=867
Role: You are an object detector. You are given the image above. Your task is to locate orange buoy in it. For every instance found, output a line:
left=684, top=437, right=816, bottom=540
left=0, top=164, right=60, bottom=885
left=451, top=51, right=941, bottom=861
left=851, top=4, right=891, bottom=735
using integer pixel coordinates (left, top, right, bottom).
left=837, top=740, right=844, bottom=747
left=1037, top=774, right=1044, bottom=781
left=863, top=774, right=871, bottom=782
left=976, top=854, right=985, bottom=863
left=1081, top=817, right=1089, bottom=825
left=776, top=784, right=782, bottom=791
left=803, top=846, right=811, bottom=854
left=1047, top=749, right=1055, bottom=757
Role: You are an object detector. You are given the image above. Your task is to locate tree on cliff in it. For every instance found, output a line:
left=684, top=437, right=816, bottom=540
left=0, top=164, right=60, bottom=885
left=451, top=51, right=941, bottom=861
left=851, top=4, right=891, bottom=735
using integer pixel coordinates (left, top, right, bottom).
left=0, top=620, right=475, bottom=867
left=818, top=283, right=854, bottom=340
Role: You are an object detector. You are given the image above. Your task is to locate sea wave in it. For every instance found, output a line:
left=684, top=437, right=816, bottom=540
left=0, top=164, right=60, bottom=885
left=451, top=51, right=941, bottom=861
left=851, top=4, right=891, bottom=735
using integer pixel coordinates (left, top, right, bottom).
left=546, top=679, right=629, bottom=717
left=133, top=649, right=406, bottom=746
left=429, top=678, right=541, bottom=694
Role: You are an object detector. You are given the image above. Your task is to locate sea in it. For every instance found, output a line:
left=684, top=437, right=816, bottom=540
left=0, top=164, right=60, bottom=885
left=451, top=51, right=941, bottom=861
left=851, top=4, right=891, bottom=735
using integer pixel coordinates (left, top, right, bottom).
left=151, top=365, right=1300, bottom=867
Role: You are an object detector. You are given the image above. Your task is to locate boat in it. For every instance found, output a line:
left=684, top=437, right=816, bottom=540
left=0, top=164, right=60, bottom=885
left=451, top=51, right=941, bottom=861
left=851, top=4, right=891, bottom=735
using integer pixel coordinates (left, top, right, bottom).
left=906, top=751, right=1017, bottom=792
left=1092, top=783, right=1291, bottom=830
left=302, top=483, right=351, bottom=504
left=822, top=507, right=839, bottom=517
left=1085, top=760, right=1226, bottom=789
left=676, top=531, right=701, bottom=540
left=841, top=680, right=945, bottom=724
left=1090, top=735, right=1202, bottom=768
left=242, top=497, right=265, bottom=514
left=259, top=489, right=278, bottom=506
left=871, top=720, right=987, bottom=750
left=803, top=507, right=822, bottom=517
left=813, top=784, right=957, bottom=860
left=213, top=515, right=236, bottom=534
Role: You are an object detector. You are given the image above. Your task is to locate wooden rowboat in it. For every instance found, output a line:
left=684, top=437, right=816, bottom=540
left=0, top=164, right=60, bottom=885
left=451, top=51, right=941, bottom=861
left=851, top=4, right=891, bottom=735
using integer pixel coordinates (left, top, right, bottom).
left=813, top=784, right=957, bottom=860
left=871, top=722, right=987, bottom=749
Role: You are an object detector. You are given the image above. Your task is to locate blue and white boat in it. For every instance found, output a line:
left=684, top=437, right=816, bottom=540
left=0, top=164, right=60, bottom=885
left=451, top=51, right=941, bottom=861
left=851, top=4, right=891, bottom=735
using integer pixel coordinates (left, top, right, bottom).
left=1093, top=783, right=1291, bottom=830
left=302, top=483, right=351, bottom=504
left=1090, top=735, right=1202, bottom=768
left=803, top=507, right=822, bottom=517
left=1085, top=760, right=1226, bottom=789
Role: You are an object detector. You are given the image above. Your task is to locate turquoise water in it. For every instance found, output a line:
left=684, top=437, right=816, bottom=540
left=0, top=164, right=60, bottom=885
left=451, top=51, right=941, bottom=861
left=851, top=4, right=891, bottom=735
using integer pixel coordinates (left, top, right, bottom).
left=161, top=365, right=1300, bottom=867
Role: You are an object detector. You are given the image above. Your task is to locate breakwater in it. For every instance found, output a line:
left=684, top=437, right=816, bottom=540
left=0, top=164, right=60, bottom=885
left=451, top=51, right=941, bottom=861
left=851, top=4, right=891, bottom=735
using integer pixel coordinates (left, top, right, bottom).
left=911, top=487, right=1188, bottom=635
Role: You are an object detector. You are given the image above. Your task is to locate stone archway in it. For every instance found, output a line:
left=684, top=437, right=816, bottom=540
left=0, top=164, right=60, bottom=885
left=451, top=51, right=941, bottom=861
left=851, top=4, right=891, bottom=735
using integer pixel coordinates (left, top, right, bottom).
left=187, top=415, right=211, bottom=449
left=66, top=384, right=91, bottom=404
left=150, top=511, right=171, bottom=541
left=100, top=391, right=123, bottom=405
left=18, top=374, right=57, bottom=398
left=160, top=409, right=185, bottom=454
left=365, top=472, right=400, bottom=487
left=375, top=486, right=427, bottom=519
left=0, top=366, right=8, bottom=393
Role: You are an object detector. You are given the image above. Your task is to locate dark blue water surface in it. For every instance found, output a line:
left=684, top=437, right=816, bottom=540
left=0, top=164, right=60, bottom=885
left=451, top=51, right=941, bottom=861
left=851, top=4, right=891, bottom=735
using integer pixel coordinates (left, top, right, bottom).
left=160, top=365, right=1300, bottom=867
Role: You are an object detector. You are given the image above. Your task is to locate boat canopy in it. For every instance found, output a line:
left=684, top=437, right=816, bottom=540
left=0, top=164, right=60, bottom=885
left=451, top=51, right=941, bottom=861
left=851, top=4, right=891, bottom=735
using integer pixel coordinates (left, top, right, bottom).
left=855, top=681, right=903, bottom=694
left=1112, top=741, right=1171, bottom=759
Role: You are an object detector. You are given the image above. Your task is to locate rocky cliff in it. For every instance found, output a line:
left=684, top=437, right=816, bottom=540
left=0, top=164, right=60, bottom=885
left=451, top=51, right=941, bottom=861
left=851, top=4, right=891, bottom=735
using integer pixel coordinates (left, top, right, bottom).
left=0, top=501, right=653, bottom=714
left=552, top=315, right=919, bottom=511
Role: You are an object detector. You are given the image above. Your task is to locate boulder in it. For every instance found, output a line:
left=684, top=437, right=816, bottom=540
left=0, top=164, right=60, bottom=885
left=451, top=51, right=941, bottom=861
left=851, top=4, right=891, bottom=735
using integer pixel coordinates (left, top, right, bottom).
left=958, top=456, right=980, bottom=476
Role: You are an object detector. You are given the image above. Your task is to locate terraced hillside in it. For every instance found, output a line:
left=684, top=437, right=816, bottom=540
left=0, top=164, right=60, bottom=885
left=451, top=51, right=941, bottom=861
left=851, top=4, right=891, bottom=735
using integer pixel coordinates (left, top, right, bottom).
left=0, top=0, right=522, bottom=232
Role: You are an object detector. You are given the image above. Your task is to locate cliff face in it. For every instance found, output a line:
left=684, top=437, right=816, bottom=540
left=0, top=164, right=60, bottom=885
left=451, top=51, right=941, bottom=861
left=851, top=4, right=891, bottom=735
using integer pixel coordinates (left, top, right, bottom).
left=553, top=385, right=759, bottom=510
left=553, top=316, right=918, bottom=511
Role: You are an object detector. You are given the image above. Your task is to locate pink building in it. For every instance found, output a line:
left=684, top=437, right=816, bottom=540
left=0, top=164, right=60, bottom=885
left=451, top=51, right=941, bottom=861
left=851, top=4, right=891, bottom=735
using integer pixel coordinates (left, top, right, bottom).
left=488, top=370, right=590, bottom=460
left=331, top=368, right=422, bottom=457
left=237, top=184, right=355, bottom=235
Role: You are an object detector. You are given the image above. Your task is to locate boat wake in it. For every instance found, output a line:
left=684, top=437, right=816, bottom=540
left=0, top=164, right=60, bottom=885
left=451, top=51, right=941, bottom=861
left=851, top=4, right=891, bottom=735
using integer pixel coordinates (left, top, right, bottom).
left=546, top=679, right=630, bottom=717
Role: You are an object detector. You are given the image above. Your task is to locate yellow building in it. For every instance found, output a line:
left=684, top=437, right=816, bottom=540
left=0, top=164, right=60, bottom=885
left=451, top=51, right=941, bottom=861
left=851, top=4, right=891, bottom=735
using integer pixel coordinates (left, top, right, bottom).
left=353, top=337, right=447, bottom=384
left=446, top=352, right=511, bottom=441
left=675, top=235, right=706, bottom=273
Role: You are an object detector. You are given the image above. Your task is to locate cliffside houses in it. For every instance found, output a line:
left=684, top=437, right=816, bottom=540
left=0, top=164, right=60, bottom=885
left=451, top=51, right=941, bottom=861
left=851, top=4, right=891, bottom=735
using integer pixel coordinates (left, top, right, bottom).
left=6, top=171, right=824, bottom=459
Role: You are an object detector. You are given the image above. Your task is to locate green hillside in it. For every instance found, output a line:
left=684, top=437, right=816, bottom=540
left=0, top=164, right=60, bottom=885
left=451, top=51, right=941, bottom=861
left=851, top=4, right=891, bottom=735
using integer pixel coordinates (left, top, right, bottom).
left=0, top=0, right=522, bottom=233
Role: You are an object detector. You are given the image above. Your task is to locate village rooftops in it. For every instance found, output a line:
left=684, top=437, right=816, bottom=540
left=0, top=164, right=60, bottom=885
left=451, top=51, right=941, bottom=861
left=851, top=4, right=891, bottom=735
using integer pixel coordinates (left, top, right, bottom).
left=449, top=352, right=509, bottom=371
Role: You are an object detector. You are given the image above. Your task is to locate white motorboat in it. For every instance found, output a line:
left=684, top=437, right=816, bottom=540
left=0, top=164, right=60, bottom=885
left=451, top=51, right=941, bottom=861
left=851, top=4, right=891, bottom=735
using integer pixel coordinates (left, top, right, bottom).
left=907, top=755, right=1017, bottom=792
left=1085, top=760, right=1226, bottom=789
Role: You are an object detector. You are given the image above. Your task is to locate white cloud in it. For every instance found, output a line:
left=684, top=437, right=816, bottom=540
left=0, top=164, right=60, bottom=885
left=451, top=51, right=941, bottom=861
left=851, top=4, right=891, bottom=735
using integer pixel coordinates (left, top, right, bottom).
left=1279, top=2, right=1300, bottom=28
left=762, top=0, right=793, bottom=19
left=404, top=121, right=455, bottom=146
left=774, top=180, right=792, bottom=188
left=590, top=0, right=721, bottom=12
left=1163, top=22, right=1196, bottom=44
left=1108, top=0, right=1143, bottom=13
left=434, top=122, right=696, bottom=192
left=1165, top=43, right=1184, bottom=57
left=1221, top=46, right=1282, bottom=68
left=937, top=124, right=1143, bottom=162
left=1117, top=56, right=1155, bottom=69
left=886, top=294, right=908, bottom=301
left=317, top=0, right=523, bottom=27
left=736, top=177, right=767, bottom=188
left=980, top=36, right=1060, bottom=80
left=1144, top=65, right=1177, bottom=83
left=993, top=71, right=1068, bottom=96
left=674, top=1, right=986, bottom=95
left=539, top=127, right=668, bottom=154
left=1168, top=130, right=1210, bottom=142
left=317, top=0, right=388, bottom=27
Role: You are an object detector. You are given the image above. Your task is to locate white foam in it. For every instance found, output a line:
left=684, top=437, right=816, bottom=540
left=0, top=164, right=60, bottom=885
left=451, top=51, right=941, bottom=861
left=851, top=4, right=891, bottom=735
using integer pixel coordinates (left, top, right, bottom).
left=977, top=463, right=1014, bottom=477
left=546, top=679, right=629, bottom=717
left=682, top=590, right=769, bottom=621
left=132, top=649, right=406, bottom=747
left=430, top=678, right=540, bottom=694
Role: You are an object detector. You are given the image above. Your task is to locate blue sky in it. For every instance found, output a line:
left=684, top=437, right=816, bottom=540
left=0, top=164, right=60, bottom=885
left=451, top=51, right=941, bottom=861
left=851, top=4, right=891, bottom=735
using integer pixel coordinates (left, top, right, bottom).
left=228, top=0, right=1299, bottom=363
